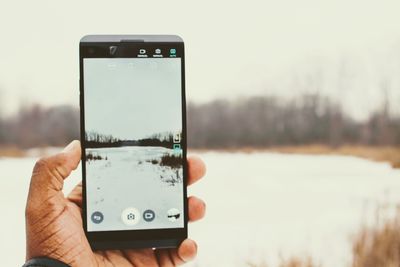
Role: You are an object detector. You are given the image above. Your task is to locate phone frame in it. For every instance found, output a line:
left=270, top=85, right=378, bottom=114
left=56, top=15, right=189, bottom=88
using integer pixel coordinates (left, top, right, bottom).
left=79, top=35, right=188, bottom=250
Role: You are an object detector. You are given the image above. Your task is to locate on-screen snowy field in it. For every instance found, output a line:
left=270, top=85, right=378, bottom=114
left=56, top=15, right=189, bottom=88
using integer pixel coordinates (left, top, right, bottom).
left=86, top=146, right=184, bottom=231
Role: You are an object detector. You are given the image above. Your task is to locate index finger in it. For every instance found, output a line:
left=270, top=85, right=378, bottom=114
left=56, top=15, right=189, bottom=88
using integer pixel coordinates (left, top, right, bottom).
left=187, top=156, right=206, bottom=186
left=67, top=181, right=83, bottom=207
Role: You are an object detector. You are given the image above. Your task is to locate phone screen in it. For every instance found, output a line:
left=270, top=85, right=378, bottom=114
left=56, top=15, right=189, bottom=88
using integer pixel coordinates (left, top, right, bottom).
left=83, top=55, right=184, bottom=232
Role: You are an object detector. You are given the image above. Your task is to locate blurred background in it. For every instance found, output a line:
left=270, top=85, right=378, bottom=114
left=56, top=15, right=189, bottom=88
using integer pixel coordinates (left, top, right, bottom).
left=1, top=0, right=400, bottom=266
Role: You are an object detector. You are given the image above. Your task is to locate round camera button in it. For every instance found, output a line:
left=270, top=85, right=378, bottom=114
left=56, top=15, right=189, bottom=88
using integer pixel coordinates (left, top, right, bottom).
left=121, top=207, right=140, bottom=226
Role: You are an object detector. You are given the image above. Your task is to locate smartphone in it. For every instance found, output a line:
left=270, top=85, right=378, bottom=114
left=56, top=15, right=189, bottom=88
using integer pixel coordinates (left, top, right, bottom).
left=79, top=35, right=187, bottom=250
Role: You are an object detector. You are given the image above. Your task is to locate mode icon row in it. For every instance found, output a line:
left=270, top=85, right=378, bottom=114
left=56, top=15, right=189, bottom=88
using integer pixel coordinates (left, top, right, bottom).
left=91, top=207, right=181, bottom=226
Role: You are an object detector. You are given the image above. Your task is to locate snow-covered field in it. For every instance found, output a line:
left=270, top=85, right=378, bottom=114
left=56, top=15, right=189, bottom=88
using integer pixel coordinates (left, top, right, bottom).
left=86, top=146, right=184, bottom=231
left=1, top=152, right=400, bottom=266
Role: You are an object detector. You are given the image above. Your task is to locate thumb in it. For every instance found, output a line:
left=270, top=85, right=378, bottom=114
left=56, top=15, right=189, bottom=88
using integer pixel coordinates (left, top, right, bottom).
left=28, top=140, right=81, bottom=204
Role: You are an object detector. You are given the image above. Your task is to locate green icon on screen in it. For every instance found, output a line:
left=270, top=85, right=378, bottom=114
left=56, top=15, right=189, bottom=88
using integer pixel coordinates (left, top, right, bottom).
left=170, top=48, right=176, bottom=55
left=173, top=144, right=181, bottom=150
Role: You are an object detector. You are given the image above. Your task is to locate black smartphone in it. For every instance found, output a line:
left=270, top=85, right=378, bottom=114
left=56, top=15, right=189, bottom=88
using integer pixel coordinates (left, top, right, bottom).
left=79, top=35, right=187, bottom=250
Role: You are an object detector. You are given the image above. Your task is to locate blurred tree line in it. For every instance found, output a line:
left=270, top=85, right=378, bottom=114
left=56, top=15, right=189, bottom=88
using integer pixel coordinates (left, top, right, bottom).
left=0, top=104, right=79, bottom=148
left=186, top=94, right=400, bottom=148
left=0, top=94, right=399, bottom=148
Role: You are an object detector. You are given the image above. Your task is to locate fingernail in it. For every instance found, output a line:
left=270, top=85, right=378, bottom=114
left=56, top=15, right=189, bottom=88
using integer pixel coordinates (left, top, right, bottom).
left=63, top=140, right=79, bottom=153
left=202, top=200, right=206, bottom=212
left=180, top=240, right=197, bottom=262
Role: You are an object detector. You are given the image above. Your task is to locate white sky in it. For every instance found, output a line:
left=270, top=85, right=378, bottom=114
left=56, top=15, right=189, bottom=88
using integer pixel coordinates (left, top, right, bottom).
left=84, top=58, right=182, bottom=139
left=0, top=0, right=400, bottom=119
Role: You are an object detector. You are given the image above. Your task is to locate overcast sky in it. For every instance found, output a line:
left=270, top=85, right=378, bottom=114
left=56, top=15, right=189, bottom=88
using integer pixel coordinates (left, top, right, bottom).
left=84, top=58, right=182, bottom=139
left=0, top=0, right=400, bottom=120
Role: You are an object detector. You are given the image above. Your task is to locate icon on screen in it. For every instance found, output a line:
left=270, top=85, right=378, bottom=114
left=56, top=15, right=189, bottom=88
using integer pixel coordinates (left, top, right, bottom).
left=170, top=48, right=176, bottom=55
left=155, top=48, right=161, bottom=54
left=121, top=207, right=140, bottom=226
left=91, top=211, right=104, bottom=224
left=139, top=49, right=146, bottom=54
left=167, top=208, right=181, bottom=222
left=173, top=144, right=181, bottom=151
left=173, top=133, right=181, bottom=143
left=143, top=210, right=155, bottom=222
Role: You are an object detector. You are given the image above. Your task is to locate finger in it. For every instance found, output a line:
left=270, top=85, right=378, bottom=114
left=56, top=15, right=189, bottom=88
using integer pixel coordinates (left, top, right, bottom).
left=187, top=156, right=206, bottom=186
left=156, top=250, right=174, bottom=267
left=123, top=248, right=158, bottom=267
left=188, top=196, right=206, bottom=222
left=103, top=250, right=134, bottom=267
left=169, top=239, right=197, bottom=265
left=67, top=182, right=83, bottom=208
left=27, top=140, right=81, bottom=207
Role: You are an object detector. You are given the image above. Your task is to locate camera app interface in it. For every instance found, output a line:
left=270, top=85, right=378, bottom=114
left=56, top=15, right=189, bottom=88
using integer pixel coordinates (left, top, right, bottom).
left=84, top=55, right=184, bottom=232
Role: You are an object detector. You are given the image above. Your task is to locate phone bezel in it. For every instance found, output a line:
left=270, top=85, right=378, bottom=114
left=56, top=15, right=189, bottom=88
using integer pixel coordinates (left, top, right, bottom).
left=79, top=37, right=188, bottom=249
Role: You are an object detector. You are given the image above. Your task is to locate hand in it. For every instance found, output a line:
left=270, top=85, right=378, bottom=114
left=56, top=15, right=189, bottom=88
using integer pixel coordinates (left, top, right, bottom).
left=25, top=140, right=206, bottom=267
